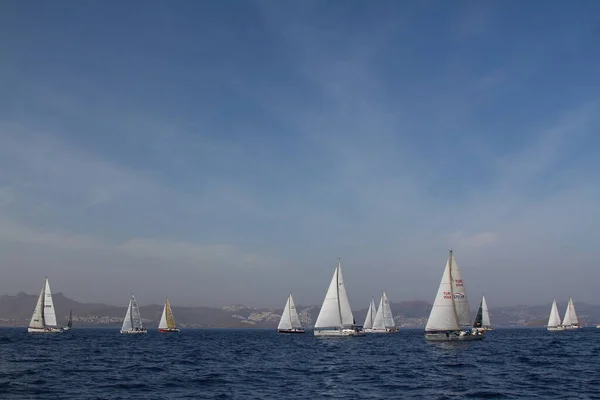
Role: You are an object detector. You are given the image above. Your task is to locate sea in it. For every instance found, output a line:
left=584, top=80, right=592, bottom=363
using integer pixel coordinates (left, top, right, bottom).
left=1, top=327, right=599, bottom=399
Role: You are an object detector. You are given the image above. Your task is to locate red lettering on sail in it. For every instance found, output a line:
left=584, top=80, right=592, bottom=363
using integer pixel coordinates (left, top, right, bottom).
left=455, top=279, right=463, bottom=287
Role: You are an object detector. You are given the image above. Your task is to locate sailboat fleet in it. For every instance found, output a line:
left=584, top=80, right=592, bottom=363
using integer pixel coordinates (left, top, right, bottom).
left=23, top=251, right=592, bottom=336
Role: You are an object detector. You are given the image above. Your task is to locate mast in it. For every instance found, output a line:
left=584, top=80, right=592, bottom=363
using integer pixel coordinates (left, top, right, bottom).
left=336, top=258, right=342, bottom=327
left=448, top=250, right=460, bottom=327
left=41, top=279, right=46, bottom=327
left=129, top=296, right=134, bottom=329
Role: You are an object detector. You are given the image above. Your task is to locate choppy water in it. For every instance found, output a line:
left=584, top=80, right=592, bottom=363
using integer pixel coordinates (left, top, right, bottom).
left=1, top=328, right=600, bottom=399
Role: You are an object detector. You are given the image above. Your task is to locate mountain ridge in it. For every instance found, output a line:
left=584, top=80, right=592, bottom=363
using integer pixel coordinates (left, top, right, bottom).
left=2, top=293, right=599, bottom=328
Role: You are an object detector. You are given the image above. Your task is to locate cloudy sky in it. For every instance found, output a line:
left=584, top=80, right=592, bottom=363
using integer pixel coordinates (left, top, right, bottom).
left=1, top=1, right=599, bottom=308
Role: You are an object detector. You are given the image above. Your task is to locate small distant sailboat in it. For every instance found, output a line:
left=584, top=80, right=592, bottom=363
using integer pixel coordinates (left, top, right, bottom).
left=313, top=258, right=364, bottom=336
left=158, top=298, right=180, bottom=333
left=277, top=294, right=305, bottom=333
left=424, top=250, right=485, bottom=341
left=371, top=292, right=398, bottom=333
left=362, top=297, right=377, bottom=333
left=120, top=295, right=147, bottom=334
left=63, top=309, right=73, bottom=331
left=473, top=296, right=493, bottom=331
left=547, top=299, right=565, bottom=331
left=561, top=297, right=582, bottom=329
left=28, top=277, right=64, bottom=333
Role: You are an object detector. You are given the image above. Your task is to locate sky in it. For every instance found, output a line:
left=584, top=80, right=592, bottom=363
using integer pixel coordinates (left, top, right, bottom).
left=1, top=0, right=599, bottom=308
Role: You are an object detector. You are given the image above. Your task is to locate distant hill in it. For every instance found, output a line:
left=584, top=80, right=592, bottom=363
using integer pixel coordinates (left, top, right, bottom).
left=2, top=293, right=599, bottom=328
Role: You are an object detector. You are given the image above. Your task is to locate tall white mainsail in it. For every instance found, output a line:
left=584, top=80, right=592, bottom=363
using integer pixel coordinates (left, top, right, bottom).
left=314, top=259, right=356, bottom=329
left=277, top=294, right=302, bottom=330
left=547, top=299, right=562, bottom=328
left=425, top=252, right=460, bottom=331
left=448, top=253, right=471, bottom=327
left=130, top=295, right=143, bottom=329
left=481, top=296, right=491, bottom=327
left=562, top=297, right=579, bottom=326
left=372, top=292, right=395, bottom=330
left=363, top=298, right=377, bottom=330
left=42, top=278, right=58, bottom=327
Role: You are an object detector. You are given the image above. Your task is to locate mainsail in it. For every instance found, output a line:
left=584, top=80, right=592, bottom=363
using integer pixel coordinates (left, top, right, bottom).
left=372, top=292, right=395, bottom=330
left=29, top=284, right=45, bottom=329
left=158, top=298, right=177, bottom=330
left=363, top=298, right=377, bottom=329
left=425, top=251, right=461, bottom=331
left=277, top=294, right=302, bottom=330
left=481, top=296, right=491, bottom=327
left=314, top=259, right=355, bottom=329
left=547, top=299, right=562, bottom=328
left=121, top=295, right=143, bottom=331
left=562, top=297, right=579, bottom=326
left=473, top=300, right=483, bottom=328
left=448, top=252, right=471, bottom=327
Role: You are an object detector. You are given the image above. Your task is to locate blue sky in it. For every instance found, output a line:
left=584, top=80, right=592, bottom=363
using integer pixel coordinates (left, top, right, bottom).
left=0, top=0, right=599, bottom=308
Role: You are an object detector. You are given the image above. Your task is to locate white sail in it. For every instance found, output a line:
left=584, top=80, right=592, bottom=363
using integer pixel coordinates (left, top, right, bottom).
left=372, top=292, right=396, bottom=330
left=314, top=259, right=356, bottom=328
left=481, top=296, right=491, bottom=327
left=547, top=300, right=561, bottom=327
left=158, top=302, right=168, bottom=330
left=448, top=253, right=471, bottom=327
left=425, top=253, right=460, bottom=331
left=29, top=284, right=45, bottom=329
left=288, top=294, right=302, bottom=328
left=121, top=298, right=133, bottom=332
left=363, top=298, right=376, bottom=329
left=131, top=295, right=143, bottom=329
left=562, top=297, right=579, bottom=326
left=372, top=296, right=385, bottom=330
left=42, top=278, right=58, bottom=327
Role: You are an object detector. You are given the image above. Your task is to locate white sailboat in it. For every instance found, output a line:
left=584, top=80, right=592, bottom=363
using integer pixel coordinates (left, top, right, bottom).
left=277, top=294, right=305, bottom=333
left=313, top=258, right=364, bottom=336
left=561, top=297, right=582, bottom=329
left=362, top=297, right=377, bottom=333
left=158, top=298, right=179, bottom=333
left=28, top=277, right=64, bottom=333
left=424, top=250, right=485, bottom=341
left=120, top=295, right=147, bottom=334
left=547, top=299, right=565, bottom=331
left=371, top=292, right=398, bottom=333
left=473, top=296, right=493, bottom=331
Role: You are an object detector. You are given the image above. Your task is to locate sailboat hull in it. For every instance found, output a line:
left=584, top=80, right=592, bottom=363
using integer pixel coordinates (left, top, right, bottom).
left=547, top=326, right=566, bottom=331
left=121, top=329, right=147, bottom=334
left=314, top=328, right=365, bottom=337
left=563, top=325, right=582, bottom=330
left=158, top=328, right=180, bottom=333
left=277, top=328, right=305, bottom=334
left=370, top=327, right=398, bottom=333
left=28, top=327, right=63, bottom=333
left=424, top=331, right=485, bottom=341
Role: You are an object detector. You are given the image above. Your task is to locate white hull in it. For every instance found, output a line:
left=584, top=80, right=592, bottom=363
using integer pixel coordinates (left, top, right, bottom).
left=424, top=330, right=485, bottom=341
left=28, top=327, right=63, bottom=333
left=547, top=326, right=566, bottom=331
left=563, top=325, right=582, bottom=330
left=370, top=327, right=398, bottom=334
left=121, top=329, right=147, bottom=334
left=314, top=328, right=365, bottom=337
left=596, top=325, right=600, bottom=329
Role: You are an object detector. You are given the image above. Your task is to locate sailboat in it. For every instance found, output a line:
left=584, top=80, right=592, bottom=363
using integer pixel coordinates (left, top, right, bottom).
left=158, top=298, right=180, bottom=333
left=63, top=309, right=73, bottom=331
left=424, top=250, right=485, bottom=341
left=120, top=294, right=147, bottom=334
left=371, top=292, right=398, bottom=333
left=277, top=294, right=305, bottom=333
left=561, top=297, right=582, bottom=329
left=473, top=296, right=493, bottom=331
left=362, top=297, right=377, bottom=333
left=313, top=258, right=364, bottom=336
left=28, top=277, right=64, bottom=333
left=547, top=299, right=565, bottom=331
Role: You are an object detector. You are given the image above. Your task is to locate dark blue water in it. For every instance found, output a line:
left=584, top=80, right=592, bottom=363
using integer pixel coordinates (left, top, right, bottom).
left=1, top=328, right=600, bottom=399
